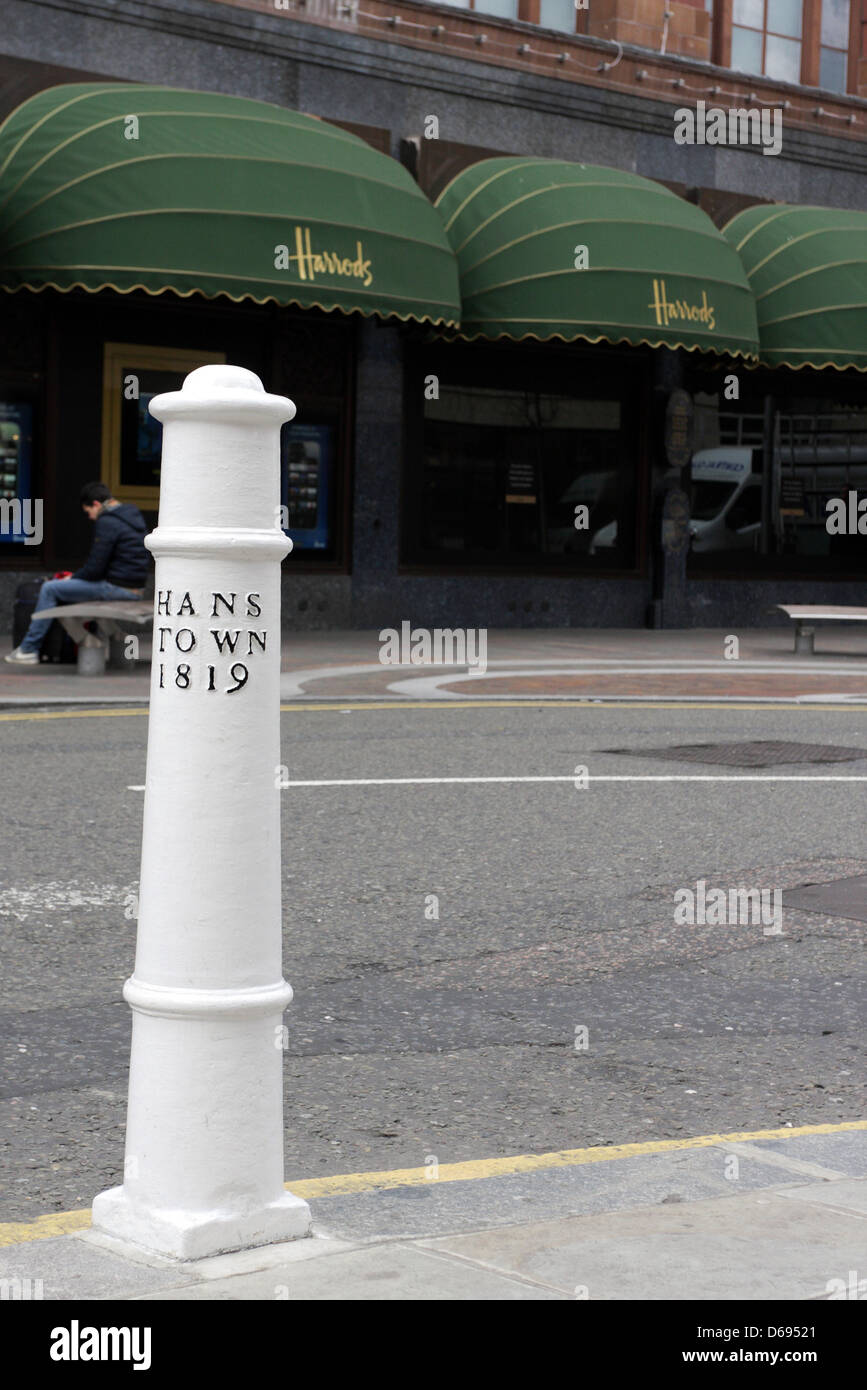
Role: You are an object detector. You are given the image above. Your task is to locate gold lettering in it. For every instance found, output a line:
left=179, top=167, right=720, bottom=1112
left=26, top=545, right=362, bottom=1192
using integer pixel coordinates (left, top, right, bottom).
left=285, top=227, right=375, bottom=288
left=648, top=278, right=666, bottom=327
left=294, top=225, right=308, bottom=281
left=649, top=279, right=715, bottom=334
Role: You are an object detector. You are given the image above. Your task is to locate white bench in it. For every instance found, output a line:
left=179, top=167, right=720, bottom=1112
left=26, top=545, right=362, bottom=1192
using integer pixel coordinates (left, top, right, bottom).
left=33, top=600, right=153, bottom=675
left=776, top=604, right=867, bottom=654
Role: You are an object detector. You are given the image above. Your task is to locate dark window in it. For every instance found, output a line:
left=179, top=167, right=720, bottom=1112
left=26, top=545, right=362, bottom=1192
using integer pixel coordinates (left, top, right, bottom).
left=685, top=386, right=867, bottom=578
left=403, top=345, right=645, bottom=571
left=725, top=483, right=763, bottom=531
left=692, top=480, right=738, bottom=519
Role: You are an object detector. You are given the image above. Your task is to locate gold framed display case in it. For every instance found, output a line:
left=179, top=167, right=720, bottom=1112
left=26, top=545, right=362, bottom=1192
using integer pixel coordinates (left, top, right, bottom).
left=100, top=342, right=226, bottom=509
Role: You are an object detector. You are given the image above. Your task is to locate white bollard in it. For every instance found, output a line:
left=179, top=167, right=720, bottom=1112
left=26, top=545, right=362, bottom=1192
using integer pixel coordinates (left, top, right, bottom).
left=91, top=365, right=311, bottom=1259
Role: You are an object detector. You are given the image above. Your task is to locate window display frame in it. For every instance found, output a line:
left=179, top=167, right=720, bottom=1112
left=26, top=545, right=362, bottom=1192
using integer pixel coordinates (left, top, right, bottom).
left=100, top=342, right=226, bottom=510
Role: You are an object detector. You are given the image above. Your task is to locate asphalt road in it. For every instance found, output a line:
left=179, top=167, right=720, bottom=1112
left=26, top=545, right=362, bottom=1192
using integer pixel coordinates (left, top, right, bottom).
left=1, top=701, right=865, bottom=1221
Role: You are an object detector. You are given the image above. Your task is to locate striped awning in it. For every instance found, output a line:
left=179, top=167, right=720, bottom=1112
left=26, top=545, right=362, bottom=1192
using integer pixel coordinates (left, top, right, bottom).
left=0, top=83, right=461, bottom=326
left=435, top=157, right=760, bottom=359
left=723, top=203, right=867, bottom=371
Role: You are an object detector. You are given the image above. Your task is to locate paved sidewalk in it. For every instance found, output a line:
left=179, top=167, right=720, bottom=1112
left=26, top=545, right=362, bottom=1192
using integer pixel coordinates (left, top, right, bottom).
left=1, top=1125, right=864, bottom=1300
left=3, top=627, right=867, bottom=706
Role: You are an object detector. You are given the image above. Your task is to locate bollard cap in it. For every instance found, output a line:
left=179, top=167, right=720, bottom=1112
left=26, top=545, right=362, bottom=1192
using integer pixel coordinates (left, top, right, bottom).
left=183, top=365, right=265, bottom=395
left=149, top=364, right=295, bottom=427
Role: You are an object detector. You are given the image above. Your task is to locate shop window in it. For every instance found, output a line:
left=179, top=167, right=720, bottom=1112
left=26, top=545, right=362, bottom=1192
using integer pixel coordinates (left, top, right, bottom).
left=723, top=479, right=763, bottom=533
left=405, top=356, right=643, bottom=571
left=686, top=394, right=867, bottom=577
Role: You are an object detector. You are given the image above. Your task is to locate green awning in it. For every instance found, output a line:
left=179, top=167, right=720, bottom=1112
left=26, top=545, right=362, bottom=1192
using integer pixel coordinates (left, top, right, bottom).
left=435, top=157, right=759, bottom=359
left=0, top=83, right=460, bottom=326
left=723, top=203, right=867, bottom=371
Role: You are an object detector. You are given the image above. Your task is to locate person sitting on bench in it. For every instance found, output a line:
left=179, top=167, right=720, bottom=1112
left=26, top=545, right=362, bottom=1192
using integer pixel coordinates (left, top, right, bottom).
left=5, top=482, right=150, bottom=665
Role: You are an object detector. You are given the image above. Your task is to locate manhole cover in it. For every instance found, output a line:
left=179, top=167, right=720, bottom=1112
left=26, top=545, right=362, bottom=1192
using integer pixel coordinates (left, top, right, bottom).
left=604, top=740, right=867, bottom=767
left=783, top=875, right=867, bottom=923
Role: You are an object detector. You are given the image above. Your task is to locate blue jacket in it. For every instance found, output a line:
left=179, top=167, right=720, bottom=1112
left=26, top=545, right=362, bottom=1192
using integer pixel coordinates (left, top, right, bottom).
left=74, top=503, right=150, bottom=588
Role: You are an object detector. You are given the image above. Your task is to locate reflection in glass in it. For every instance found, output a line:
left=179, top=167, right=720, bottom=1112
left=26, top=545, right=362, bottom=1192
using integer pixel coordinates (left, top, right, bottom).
left=731, top=25, right=764, bottom=73
left=767, top=0, right=802, bottom=38
left=820, top=46, right=847, bottom=90
left=539, top=0, right=577, bottom=30
left=420, top=385, right=635, bottom=566
left=474, top=0, right=519, bottom=15
left=733, top=0, right=763, bottom=24
left=821, top=0, right=849, bottom=47
left=765, top=33, right=802, bottom=81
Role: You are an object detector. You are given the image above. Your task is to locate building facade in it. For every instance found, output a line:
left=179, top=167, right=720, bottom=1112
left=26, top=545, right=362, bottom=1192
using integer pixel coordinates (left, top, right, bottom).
left=1, top=0, right=866, bottom=631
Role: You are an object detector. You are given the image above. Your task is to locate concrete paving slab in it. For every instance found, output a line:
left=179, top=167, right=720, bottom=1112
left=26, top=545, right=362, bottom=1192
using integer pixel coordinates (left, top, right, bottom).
left=752, top=1132, right=867, bottom=1176
left=0, top=1137, right=863, bottom=1300
left=721, top=1141, right=846, bottom=1181
left=184, top=1232, right=356, bottom=1280
left=420, top=1188, right=867, bottom=1300
left=774, top=1177, right=867, bottom=1215
left=77, top=1227, right=356, bottom=1279
left=0, top=1233, right=196, bottom=1300
left=306, top=1144, right=821, bottom=1243
left=133, top=1242, right=564, bottom=1300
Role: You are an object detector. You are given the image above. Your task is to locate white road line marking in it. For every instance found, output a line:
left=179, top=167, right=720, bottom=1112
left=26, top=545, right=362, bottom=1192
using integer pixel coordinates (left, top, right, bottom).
left=281, top=657, right=867, bottom=699
left=284, top=775, right=867, bottom=786
left=127, top=774, right=867, bottom=789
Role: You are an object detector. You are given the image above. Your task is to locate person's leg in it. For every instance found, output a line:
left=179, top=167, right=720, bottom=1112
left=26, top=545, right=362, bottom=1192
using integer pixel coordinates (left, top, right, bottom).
left=17, top=578, right=110, bottom=653
left=99, top=581, right=147, bottom=602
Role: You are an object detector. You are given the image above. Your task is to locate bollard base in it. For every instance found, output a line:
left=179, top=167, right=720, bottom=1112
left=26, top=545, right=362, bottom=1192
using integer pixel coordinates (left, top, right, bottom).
left=91, top=1185, right=312, bottom=1261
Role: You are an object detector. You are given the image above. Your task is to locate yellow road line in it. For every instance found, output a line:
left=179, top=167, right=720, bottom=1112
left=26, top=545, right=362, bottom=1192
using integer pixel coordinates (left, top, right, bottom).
left=1, top=1120, right=863, bottom=1247
left=0, top=707, right=150, bottom=722
left=0, top=1208, right=93, bottom=1245
left=286, top=1120, right=867, bottom=1199
left=2, top=699, right=867, bottom=723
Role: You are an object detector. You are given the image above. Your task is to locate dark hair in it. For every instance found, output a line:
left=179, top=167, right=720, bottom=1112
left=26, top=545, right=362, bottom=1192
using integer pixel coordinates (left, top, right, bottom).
left=80, top=481, right=112, bottom=506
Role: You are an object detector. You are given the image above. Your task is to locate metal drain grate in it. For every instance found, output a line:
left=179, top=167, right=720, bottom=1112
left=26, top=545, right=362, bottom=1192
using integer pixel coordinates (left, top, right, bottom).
left=783, top=875, right=867, bottom=922
left=604, top=740, right=867, bottom=767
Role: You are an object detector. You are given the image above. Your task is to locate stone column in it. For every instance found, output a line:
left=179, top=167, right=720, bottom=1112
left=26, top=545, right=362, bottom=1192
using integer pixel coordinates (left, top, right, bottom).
left=351, top=320, right=404, bottom=627
left=92, top=365, right=311, bottom=1259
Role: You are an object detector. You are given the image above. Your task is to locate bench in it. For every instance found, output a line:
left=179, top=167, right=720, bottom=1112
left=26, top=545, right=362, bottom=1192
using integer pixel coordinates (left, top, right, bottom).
left=775, top=604, right=867, bottom=654
left=33, top=601, right=153, bottom=675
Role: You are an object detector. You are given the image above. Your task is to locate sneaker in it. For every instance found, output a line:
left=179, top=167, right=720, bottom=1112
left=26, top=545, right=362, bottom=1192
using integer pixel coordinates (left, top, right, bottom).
left=4, top=646, right=39, bottom=665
